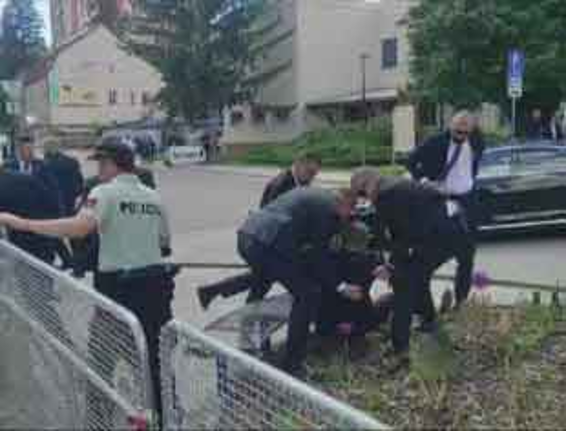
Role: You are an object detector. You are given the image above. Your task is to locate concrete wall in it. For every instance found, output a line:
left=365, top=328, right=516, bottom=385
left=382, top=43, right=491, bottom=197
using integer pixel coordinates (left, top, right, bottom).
left=295, top=0, right=411, bottom=106
left=223, top=0, right=414, bottom=146
left=24, top=79, right=51, bottom=125
left=254, top=0, right=298, bottom=108
left=49, top=26, right=162, bottom=127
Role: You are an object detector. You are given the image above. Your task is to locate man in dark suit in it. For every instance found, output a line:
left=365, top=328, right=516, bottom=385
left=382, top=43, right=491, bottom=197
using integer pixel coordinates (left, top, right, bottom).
left=237, top=187, right=356, bottom=375
left=4, top=136, right=63, bottom=201
left=260, top=151, right=322, bottom=207
left=351, top=168, right=474, bottom=364
left=44, top=140, right=84, bottom=217
left=197, top=151, right=322, bottom=308
left=0, top=170, right=61, bottom=263
left=407, top=111, right=484, bottom=308
left=42, top=140, right=85, bottom=269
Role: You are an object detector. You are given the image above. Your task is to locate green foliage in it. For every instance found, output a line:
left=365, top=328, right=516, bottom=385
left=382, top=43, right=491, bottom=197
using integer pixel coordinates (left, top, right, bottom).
left=496, top=304, right=559, bottom=365
left=119, top=0, right=268, bottom=122
left=407, top=0, right=566, bottom=116
left=0, top=0, right=46, bottom=79
left=231, top=120, right=396, bottom=168
left=0, top=87, right=15, bottom=129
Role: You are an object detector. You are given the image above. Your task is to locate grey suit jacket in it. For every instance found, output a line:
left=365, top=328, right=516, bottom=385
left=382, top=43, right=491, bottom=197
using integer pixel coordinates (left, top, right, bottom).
left=239, top=188, right=343, bottom=259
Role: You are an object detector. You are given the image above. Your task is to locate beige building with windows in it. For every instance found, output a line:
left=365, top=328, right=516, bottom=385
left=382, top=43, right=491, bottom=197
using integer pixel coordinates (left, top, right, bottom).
left=22, top=25, right=162, bottom=145
left=223, top=0, right=415, bottom=146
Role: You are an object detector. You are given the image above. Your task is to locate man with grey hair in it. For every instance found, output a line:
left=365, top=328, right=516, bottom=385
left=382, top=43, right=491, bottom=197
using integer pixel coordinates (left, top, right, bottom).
left=407, top=110, right=484, bottom=308
left=350, top=168, right=473, bottom=364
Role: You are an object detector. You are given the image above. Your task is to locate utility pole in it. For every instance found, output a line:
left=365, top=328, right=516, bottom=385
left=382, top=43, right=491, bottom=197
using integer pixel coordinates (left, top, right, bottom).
left=360, top=53, right=370, bottom=165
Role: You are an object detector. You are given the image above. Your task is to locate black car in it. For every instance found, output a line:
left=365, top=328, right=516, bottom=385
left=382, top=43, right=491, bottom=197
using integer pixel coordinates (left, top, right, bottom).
left=475, top=142, right=566, bottom=231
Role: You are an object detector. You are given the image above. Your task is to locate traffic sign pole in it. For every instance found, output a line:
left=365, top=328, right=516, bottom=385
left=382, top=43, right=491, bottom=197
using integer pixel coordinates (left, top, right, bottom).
left=511, top=96, right=517, bottom=139
left=507, top=49, right=525, bottom=139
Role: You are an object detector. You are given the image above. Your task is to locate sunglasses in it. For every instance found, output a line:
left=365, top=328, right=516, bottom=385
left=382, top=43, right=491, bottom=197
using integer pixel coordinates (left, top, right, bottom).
left=454, top=130, right=470, bottom=136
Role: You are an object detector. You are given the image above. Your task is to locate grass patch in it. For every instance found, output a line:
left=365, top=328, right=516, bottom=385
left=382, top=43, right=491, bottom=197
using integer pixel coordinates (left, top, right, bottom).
left=305, top=299, right=566, bottom=429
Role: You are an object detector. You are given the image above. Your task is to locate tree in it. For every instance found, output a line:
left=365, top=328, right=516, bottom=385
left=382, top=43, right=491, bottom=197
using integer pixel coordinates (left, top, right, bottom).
left=0, top=0, right=46, bottom=79
left=119, top=0, right=273, bottom=122
left=407, top=0, right=566, bottom=117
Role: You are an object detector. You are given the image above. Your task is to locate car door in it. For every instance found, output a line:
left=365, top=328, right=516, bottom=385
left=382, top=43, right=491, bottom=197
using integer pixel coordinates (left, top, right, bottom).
left=475, top=148, right=517, bottom=225
left=511, top=148, right=566, bottom=219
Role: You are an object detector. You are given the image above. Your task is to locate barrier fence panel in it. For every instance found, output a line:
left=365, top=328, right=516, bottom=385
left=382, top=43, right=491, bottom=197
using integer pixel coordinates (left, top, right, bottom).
left=0, top=240, right=153, bottom=430
left=160, top=320, right=388, bottom=430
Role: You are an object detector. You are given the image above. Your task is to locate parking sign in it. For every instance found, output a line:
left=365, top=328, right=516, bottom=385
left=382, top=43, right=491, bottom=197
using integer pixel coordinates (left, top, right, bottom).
left=507, top=49, right=525, bottom=98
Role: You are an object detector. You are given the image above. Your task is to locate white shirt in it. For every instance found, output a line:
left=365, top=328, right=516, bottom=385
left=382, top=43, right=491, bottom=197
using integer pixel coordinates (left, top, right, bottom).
left=443, top=140, right=474, bottom=196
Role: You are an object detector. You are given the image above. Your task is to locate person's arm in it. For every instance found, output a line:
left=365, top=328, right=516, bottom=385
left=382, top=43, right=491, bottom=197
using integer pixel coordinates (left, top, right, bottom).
left=0, top=212, right=97, bottom=239
left=407, top=137, right=432, bottom=180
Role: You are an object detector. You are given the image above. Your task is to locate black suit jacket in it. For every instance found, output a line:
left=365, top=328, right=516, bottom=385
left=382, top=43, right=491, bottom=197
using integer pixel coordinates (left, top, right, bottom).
left=4, top=157, right=64, bottom=214
left=260, top=169, right=297, bottom=208
left=0, top=172, right=62, bottom=263
left=240, top=187, right=343, bottom=259
left=372, top=178, right=449, bottom=259
left=407, top=131, right=485, bottom=183
left=45, top=151, right=84, bottom=216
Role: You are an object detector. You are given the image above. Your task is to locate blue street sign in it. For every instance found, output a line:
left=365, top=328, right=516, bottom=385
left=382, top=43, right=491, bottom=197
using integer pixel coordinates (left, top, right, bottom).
left=507, top=49, right=525, bottom=98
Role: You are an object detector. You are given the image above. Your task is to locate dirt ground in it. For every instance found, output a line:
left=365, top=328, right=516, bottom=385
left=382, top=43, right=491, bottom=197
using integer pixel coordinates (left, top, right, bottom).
left=306, top=300, right=566, bottom=429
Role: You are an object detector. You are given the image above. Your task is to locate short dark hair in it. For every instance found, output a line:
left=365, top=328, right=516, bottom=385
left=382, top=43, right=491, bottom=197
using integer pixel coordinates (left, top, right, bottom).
left=294, top=150, right=322, bottom=166
left=89, top=138, right=135, bottom=171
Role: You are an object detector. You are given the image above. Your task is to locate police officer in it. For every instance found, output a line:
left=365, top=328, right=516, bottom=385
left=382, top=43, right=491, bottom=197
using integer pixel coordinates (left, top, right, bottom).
left=350, top=167, right=473, bottom=366
left=71, top=137, right=157, bottom=279
left=0, top=140, right=174, bottom=422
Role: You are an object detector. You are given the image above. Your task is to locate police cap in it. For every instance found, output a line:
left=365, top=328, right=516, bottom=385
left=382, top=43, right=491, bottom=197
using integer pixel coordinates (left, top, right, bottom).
left=89, top=137, right=135, bottom=170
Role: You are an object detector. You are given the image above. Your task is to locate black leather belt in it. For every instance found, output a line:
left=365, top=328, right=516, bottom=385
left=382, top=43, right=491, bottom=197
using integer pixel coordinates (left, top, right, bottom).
left=100, top=263, right=180, bottom=282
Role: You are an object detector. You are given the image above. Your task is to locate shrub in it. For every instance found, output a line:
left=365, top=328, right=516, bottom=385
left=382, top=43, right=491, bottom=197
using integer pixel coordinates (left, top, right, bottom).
left=230, top=120, right=394, bottom=168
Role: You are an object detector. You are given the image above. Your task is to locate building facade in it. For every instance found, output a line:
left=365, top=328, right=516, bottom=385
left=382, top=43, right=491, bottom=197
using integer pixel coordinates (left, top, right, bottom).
left=23, top=25, right=162, bottom=145
left=223, top=0, right=415, bottom=146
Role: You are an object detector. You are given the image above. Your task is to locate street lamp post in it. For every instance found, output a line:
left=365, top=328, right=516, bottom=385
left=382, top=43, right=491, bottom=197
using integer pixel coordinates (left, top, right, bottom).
left=360, top=53, right=370, bottom=165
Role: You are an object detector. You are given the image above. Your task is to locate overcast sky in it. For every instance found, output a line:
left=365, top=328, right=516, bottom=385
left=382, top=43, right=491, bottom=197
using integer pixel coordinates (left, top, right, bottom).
left=0, top=0, right=52, bottom=45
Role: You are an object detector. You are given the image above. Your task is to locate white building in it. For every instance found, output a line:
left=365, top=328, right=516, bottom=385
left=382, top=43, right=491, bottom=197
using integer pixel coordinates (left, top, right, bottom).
left=223, top=0, right=415, bottom=146
left=22, top=25, right=162, bottom=145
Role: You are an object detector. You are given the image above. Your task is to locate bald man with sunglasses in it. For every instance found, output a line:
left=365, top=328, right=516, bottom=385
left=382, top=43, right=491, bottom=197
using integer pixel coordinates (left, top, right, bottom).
left=407, top=111, right=485, bottom=308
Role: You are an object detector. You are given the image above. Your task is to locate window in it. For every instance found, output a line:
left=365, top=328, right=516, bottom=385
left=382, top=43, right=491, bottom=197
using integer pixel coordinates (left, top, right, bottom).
left=109, top=89, right=118, bottom=105
left=141, top=92, right=151, bottom=105
left=130, top=91, right=136, bottom=105
left=382, top=38, right=398, bottom=69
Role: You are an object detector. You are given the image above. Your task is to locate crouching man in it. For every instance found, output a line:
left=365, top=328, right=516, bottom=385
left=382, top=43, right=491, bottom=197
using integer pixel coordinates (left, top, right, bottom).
left=350, top=168, right=474, bottom=366
left=236, top=187, right=356, bottom=377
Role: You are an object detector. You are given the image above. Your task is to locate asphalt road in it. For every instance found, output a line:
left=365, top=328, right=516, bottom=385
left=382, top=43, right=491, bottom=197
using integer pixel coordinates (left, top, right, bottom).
left=150, top=164, right=566, bottom=326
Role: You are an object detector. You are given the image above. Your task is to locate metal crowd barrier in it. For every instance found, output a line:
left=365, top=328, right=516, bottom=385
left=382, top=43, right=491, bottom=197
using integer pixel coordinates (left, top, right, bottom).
left=160, top=320, right=387, bottom=430
left=0, top=240, right=153, bottom=429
